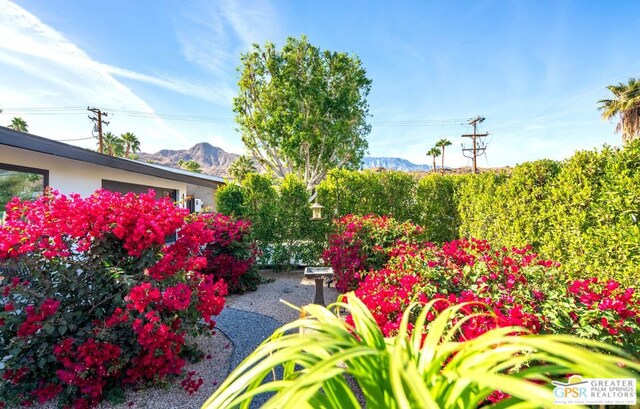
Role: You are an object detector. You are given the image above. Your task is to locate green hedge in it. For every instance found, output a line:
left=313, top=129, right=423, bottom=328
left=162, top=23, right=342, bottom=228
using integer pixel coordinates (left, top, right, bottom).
left=217, top=141, right=640, bottom=284
left=216, top=174, right=329, bottom=270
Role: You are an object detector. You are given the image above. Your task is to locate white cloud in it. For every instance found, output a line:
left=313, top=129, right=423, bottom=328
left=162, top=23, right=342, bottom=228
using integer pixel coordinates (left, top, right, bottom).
left=101, top=64, right=235, bottom=105
left=174, top=0, right=280, bottom=75
left=0, top=0, right=228, bottom=151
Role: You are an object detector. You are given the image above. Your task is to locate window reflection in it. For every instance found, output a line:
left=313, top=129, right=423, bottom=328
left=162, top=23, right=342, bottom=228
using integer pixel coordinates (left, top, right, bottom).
left=0, top=165, right=48, bottom=221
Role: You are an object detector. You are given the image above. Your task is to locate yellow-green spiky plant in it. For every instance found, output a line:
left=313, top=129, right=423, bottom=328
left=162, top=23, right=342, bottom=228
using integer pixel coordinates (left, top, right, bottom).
left=202, top=294, right=639, bottom=409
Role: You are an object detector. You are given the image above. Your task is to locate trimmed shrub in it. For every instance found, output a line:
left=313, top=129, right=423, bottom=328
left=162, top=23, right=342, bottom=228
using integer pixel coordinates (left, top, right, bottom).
left=316, top=169, right=420, bottom=223
left=215, top=183, right=245, bottom=217
left=415, top=174, right=460, bottom=243
left=217, top=174, right=329, bottom=270
left=0, top=190, right=256, bottom=407
left=220, top=142, right=640, bottom=284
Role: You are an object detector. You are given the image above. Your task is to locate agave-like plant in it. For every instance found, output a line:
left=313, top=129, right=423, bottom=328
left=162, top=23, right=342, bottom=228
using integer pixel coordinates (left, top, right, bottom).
left=202, top=294, right=639, bottom=409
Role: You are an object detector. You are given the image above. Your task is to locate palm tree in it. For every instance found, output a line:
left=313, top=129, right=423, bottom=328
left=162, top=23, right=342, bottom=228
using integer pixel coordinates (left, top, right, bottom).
left=426, top=146, right=441, bottom=172
left=8, top=117, right=28, bottom=132
left=435, top=138, right=452, bottom=173
left=598, top=77, right=640, bottom=143
left=102, top=132, right=124, bottom=157
left=178, top=159, right=202, bottom=173
left=120, top=132, right=141, bottom=159
left=228, top=155, right=257, bottom=182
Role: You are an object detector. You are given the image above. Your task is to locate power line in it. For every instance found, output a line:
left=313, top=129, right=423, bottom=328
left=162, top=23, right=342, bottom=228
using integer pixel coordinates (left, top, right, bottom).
left=461, top=116, right=489, bottom=174
left=1, top=106, right=470, bottom=127
left=87, top=107, right=109, bottom=154
left=54, top=136, right=97, bottom=142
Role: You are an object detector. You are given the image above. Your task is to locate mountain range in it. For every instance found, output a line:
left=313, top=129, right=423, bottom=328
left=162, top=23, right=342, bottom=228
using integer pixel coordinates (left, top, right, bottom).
left=139, top=143, right=432, bottom=177
left=362, top=157, right=432, bottom=171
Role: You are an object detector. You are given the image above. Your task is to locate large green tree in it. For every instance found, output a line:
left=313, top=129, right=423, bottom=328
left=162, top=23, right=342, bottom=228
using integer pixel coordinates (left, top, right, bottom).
left=598, top=77, right=640, bottom=143
left=120, top=132, right=140, bottom=159
left=234, top=35, right=372, bottom=190
left=8, top=117, right=28, bottom=132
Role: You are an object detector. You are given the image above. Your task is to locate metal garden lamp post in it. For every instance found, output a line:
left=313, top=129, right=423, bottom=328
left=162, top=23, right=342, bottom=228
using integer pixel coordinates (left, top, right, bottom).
left=304, top=198, right=333, bottom=305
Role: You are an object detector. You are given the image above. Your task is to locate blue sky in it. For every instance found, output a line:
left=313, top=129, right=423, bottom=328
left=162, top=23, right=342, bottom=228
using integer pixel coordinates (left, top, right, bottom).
left=1, top=0, right=639, bottom=167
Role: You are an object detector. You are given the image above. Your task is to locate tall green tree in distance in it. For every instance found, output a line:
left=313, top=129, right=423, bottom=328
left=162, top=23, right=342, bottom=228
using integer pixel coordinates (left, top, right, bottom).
left=427, top=146, right=441, bottom=172
left=598, top=77, right=640, bottom=143
left=8, top=117, right=28, bottom=132
left=120, top=132, right=140, bottom=159
left=234, top=35, right=372, bottom=190
left=178, top=159, right=202, bottom=173
left=435, top=138, right=452, bottom=173
left=102, top=132, right=124, bottom=157
left=228, top=155, right=257, bottom=182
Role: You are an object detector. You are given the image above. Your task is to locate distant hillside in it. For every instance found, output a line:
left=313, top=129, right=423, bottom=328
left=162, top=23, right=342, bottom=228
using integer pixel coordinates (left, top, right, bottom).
left=139, top=143, right=435, bottom=177
left=361, top=157, right=432, bottom=171
left=139, top=143, right=240, bottom=177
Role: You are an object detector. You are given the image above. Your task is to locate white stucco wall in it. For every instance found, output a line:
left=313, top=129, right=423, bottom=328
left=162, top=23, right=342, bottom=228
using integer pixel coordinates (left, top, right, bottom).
left=1, top=145, right=187, bottom=199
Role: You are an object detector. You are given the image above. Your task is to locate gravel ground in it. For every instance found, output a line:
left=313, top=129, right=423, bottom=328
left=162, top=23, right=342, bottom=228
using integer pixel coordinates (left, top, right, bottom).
left=225, top=269, right=340, bottom=324
left=38, top=270, right=343, bottom=409
left=39, top=331, right=232, bottom=409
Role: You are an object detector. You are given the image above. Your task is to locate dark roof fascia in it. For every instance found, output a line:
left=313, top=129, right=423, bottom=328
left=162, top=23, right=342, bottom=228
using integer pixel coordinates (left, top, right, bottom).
left=0, top=126, right=224, bottom=188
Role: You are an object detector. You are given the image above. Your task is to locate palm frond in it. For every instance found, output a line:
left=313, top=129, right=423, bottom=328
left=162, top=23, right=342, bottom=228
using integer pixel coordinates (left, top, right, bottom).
left=202, top=293, right=640, bottom=409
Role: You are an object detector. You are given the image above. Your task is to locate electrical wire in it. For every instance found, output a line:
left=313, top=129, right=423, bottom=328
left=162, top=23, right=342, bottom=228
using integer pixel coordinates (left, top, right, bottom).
left=0, top=106, right=471, bottom=127
left=54, top=136, right=97, bottom=142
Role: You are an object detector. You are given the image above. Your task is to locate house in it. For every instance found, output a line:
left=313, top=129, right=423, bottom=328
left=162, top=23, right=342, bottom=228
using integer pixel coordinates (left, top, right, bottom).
left=0, top=126, right=224, bottom=214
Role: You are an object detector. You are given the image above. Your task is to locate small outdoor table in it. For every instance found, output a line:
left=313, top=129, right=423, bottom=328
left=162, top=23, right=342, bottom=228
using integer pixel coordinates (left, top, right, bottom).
left=304, top=267, right=334, bottom=306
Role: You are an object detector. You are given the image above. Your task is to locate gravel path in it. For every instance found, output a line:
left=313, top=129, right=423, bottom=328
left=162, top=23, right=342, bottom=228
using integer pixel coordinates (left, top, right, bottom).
left=225, top=269, right=340, bottom=324
left=96, top=331, right=233, bottom=409
left=61, top=270, right=340, bottom=409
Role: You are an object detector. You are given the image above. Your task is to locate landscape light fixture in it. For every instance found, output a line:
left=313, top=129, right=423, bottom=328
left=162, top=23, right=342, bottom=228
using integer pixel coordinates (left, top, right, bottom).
left=310, top=201, right=324, bottom=220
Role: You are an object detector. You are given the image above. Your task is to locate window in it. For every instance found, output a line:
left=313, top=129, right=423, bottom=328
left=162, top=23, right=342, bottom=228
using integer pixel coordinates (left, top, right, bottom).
left=0, top=164, right=49, bottom=220
left=101, top=180, right=179, bottom=242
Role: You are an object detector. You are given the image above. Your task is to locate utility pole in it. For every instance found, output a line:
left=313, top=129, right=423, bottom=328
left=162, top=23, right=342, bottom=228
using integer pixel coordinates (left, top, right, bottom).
left=461, top=116, right=489, bottom=174
left=87, top=107, right=109, bottom=154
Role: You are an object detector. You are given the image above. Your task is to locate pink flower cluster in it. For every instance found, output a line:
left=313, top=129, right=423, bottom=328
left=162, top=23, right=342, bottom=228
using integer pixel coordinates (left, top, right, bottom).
left=16, top=299, right=60, bottom=337
left=323, top=214, right=425, bottom=292
left=0, top=189, right=254, bottom=408
left=0, top=189, right=187, bottom=259
left=54, top=338, right=122, bottom=407
left=331, top=215, right=639, bottom=356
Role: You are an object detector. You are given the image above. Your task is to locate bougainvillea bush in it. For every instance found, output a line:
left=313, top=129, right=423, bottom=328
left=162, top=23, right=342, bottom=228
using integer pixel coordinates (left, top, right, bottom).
left=0, top=190, right=255, bottom=408
left=199, top=213, right=259, bottom=293
left=330, top=215, right=639, bottom=356
left=323, top=214, right=427, bottom=292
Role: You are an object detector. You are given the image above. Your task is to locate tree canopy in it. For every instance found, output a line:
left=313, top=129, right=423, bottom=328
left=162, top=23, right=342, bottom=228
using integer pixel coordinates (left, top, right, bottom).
left=435, top=138, right=452, bottom=172
left=102, top=132, right=124, bottom=157
left=178, top=159, right=202, bottom=173
left=121, top=132, right=141, bottom=159
left=598, top=77, right=640, bottom=143
left=228, top=155, right=257, bottom=182
left=233, top=35, right=372, bottom=190
left=427, top=146, right=441, bottom=172
left=8, top=117, right=28, bottom=132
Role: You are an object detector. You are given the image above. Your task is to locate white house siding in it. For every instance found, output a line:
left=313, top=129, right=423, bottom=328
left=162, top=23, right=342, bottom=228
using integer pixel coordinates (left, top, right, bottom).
left=186, top=183, right=218, bottom=212
left=0, top=145, right=186, bottom=200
